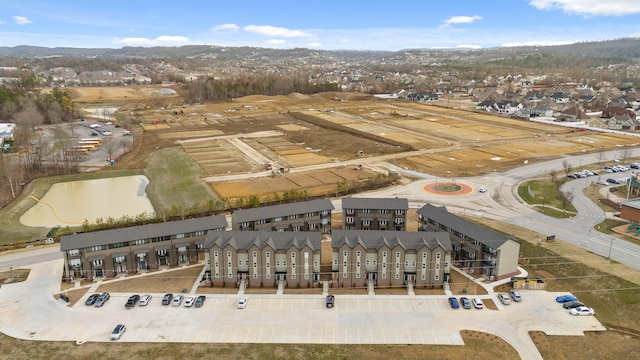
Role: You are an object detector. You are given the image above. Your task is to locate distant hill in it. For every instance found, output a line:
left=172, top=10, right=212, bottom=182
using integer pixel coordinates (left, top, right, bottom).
left=0, top=38, right=639, bottom=62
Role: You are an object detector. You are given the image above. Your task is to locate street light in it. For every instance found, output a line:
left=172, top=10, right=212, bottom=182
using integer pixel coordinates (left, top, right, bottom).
left=607, top=237, right=614, bottom=260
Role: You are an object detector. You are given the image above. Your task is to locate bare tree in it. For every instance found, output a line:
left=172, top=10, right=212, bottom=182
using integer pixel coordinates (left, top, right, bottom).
left=102, top=137, right=117, bottom=162
left=558, top=190, right=575, bottom=215
left=598, top=147, right=606, bottom=164
left=549, top=169, right=558, bottom=183
left=562, top=160, right=573, bottom=175
left=621, top=148, right=631, bottom=163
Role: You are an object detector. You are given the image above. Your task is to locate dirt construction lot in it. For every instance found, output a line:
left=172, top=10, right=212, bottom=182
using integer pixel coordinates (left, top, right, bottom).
left=81, top=87, right=639, bottom=201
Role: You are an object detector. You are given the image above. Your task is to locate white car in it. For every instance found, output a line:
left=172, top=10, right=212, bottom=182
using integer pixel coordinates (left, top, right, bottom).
left=498, top=293, right=511, bottom=305
left=237, top=297, right=248, bottom=309
left=89, top=124, right=101, bottom=128
left=171, top=294, right=184, bottom=306
left=110, top=324, right=126, bottom=340
left=570, top=306, right=595, bottom=316
left=139, top=294, right=152, bottom=306
left=101, top=131, right=112, bottom=136
left=184, top=296, right=196, bottom=307
left=479, top=187, right=488, bottom=193
left=472, top=298, right=484, bottom=309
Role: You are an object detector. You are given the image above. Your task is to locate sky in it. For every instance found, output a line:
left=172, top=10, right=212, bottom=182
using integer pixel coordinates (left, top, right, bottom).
left=1, top=0, right=640, bottom=51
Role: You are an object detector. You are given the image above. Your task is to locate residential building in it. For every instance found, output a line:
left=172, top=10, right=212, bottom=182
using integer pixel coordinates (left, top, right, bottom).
left=231, top=199, right=334, bottom=234
left=416, top=204, right=520, bottom=280
left=342, top=197, right=409, bottom=231
left=331, top=230, right=452, bottom=288
left=60, top=215, right=228, bottom=281
left=205, top=231, right=321, bottom=288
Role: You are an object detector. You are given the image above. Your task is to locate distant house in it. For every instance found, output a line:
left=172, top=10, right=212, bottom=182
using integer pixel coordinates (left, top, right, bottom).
left=407, top=93, right=427, bottom=102
left=606, top=114, right=640, bottom=131
left=550, top=92, right=571, bottom=104
left=476, top=100, right=495, bottom=111
left=513, top=108, right=531, bottom=119
left=579, top=95, right=596, bottom=104
left=231, top=199, right=334, bottom=234
left=493, top=100, right=523, bottom=115
left=602, top=105, right=637, bottom=120
left=530, top=106, right=554, bottom=117
left=558, top=106, right=590, bottom=122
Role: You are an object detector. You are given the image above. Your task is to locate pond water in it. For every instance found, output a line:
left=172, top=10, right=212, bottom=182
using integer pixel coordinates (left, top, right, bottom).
left=20, top=175, right=155, bottom=228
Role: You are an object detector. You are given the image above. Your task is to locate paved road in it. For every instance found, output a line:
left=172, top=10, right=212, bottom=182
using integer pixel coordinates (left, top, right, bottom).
left=367, top=149, right=640, bottom=271
left=0, top=259, right=604, bottom=360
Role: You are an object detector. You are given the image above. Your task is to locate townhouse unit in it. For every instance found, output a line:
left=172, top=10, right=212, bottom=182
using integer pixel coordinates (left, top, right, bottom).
left=342, top=197, right=408, bottom=231
left=205, top=231, right=322, bottom=288
left=231, top=199, right=334, bottom=234
left=416, top=204, right=520, bottom=280
left=331, top=230, right=452, bottom=288
left=60, top=215, right=228, bottom=280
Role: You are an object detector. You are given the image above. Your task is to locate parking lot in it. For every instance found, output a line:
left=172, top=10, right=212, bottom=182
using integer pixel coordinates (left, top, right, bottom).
left=0, top=259, right=606, bottom=360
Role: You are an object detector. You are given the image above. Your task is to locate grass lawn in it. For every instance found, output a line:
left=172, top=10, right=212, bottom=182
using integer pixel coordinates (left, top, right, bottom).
left=518, top=178, right=578, bottom=216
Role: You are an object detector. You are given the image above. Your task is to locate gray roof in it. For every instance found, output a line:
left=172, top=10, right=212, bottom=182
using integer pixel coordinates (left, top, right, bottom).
left=620, top=198, right=640, bottom=210
left=205, top=231, right=321, bottom=251
left=60, top=215, right=228, bottom=251
left=342, top=197, right=409, bottom=210
left=331, top=230, right=452, bottom=251
left=416, top=204, right=515, bottom=249
left=232, top=199, right=334, bottom=222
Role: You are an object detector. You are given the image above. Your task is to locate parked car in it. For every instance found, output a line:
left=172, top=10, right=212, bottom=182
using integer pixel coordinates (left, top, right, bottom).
left=101, top=131, right=112, bottom=136
left=603, top=167, right=614, bottom=173
left=448, top=297, right=460, bottom=309
left=85, top=293, right=100, bottom=306
left=570, top=306, right=595, bottom=316
left=161, top=293, right=173, bottom=305
left=184, top=296, right=196, bottom=307
left=630, top=163, right=640, bottom=169
left=94, top=292, right=110, bottom=307
left=195, top=295, right=206, bottom=308
left=110, top=324, right=126, bottom=340
left=171, top=295, right=184, bottom=306
left=567, top=174, right=578, bottom=179
left=606, top=178, right=620, bottom=185
left=479, top=187, right=488, bottom=193
left=237, top=297, right=248, bottom=309
left=596, top=179, right=608, bottom=185
left=472, top=298, right=484, bottom=309
left=498, top=294, right=511, bottom=305
left=460, top=297, right=472, bottom=309
left=555, top=294, right=578, bottom=303
left=139, top=294, right=152, bottom=306
left=562, top=300, right=585, bottom=309
left=125, top=294, right=140, bottom=309
left=326, top=294, right=335, bottom=308
left=509, top=289, right=522, bottom=302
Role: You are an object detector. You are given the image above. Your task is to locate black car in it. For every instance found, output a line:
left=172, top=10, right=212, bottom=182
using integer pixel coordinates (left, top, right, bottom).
left=194, top=295, right=206, bottom=308
left=567, top=174, right=577, bottom=179
left=125, top=294, right=141, bottom=309
left=162, top=293, right=173, bottom=305
left=607, top=178, right=620, bottom=184
left=85, top=293, right=100, bottom=306
left=326, top=294, right=335, bottom=308
left=460, top=297, right=472, bottom=309
left=563, top=300, right=585, bottom=309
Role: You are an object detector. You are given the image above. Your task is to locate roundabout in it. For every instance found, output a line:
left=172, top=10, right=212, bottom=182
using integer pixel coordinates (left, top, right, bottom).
left=422, top=181, right=474, bottom=196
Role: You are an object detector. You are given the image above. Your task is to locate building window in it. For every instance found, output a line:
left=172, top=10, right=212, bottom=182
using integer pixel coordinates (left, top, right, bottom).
left=394, top=218, right=404, bottom=224
left=346, top=217, right=354, bottom=223
left=396, top=251, right=401, bottom=258
left=274, top=217, right=282, bottom=222
left=395, top=273, right=400, bottom=280
left=90, top=245, right=103, bottom=252
left=380, top=209, right=387, bottom=214
left=68, top=249, right=80, bottom=256
left=346, top=208, right=354, bottom=214
left=436, top=263, right=440, bottom=270
left=404, top=261, right=409, bottom=267
left=436, top=253, right=441, bottom=260
left=362, top=220, right=370, bottom=226
left=435, top=274, right=440, bottom=281
left=422, top=263, right=426, bottom=269
left=411, top=261, right=416, bottom=267
left=334, top=259, right=338, bottom=265
left=421, top=274, right=426, bottom=280
left=157, top=250, right=167, bottom=256
left=135, top=239, right=146, bottom=245
left=372, top=260, right=377, bottom=266
left=395, top=209, right=404, bottom=215
left=92, top=259, right=103, bottom=266
left=422, top=252, right=427, bottom=259
left=362, top=209, right=370, bottom=213
left=253, top=273, right=258, bottom=279
left=176, top=233, right=185, bottom=239
left=365, top=259, right=370, bottom=266
left=195, top=230, right=205, bottom=236
left=379, top=220, right=387, bottom=226
left=356, top=272, right=360, bottom=279
left=69, top=258, right=81, bottom=267
left=240, top=222, right=249, bottom=228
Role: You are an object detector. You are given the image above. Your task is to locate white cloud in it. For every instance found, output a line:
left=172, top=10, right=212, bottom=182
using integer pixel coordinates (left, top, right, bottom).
left=0, top=21, right=6, bottom=25
left=457, top=44, right=482, bottom=49
left=502, top=39, right=578, bottom=47
left=529, top=0, right=640, bottom=16
left=12, top=16, right=32, bottom=25
left=210, top=23, right=239, bottom=32
left=244, top=25, right=311, bottom=38
left=265, top=39, right=285, bottom=45
left=307, top=42, right=322, bottom=47
left=116, top=35, right=189, bottom=46
left=442, top=15, right=482, bottom=27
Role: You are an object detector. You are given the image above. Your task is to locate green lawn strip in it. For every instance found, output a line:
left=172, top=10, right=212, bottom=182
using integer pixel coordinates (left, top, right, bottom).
left=144, top=147, right=217, bottom=213
left=519, top=178, right=577, bottom=216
